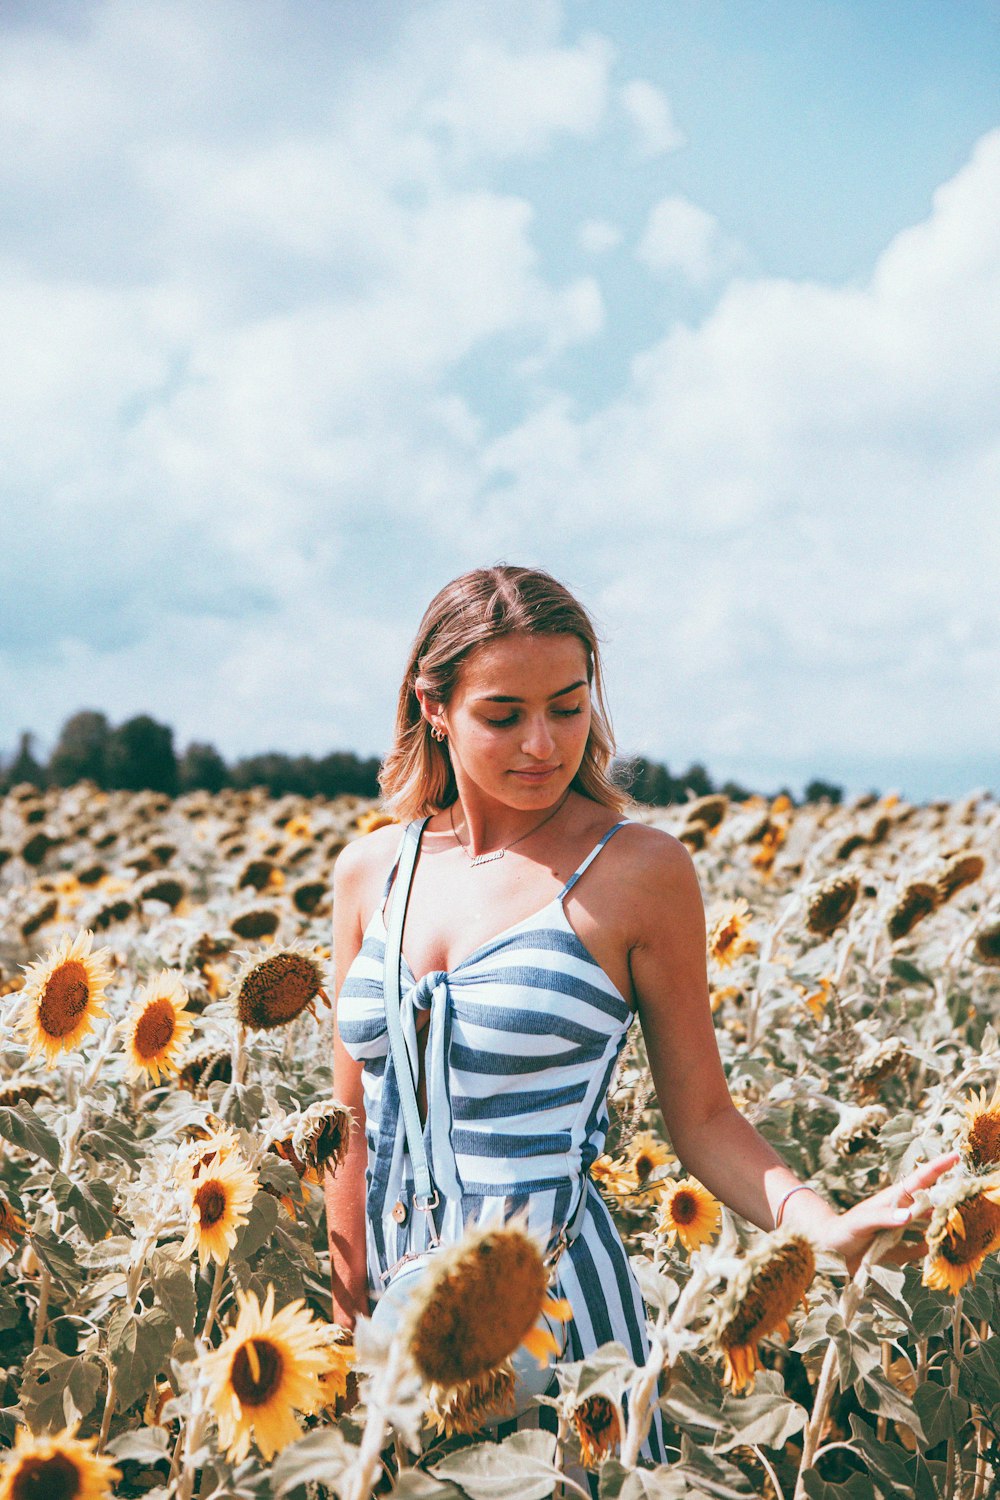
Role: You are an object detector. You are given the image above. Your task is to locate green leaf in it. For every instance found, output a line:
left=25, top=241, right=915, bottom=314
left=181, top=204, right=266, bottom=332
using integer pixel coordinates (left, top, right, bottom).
left=803, top=1473, right=879, bottom=1500
left=270, top=1427, right=355, bottom=1497
left=599, top=1461, right=695, bottom=1499
left=854, top=1370, right=925, bottom=1442
left=106, top=1427, right=171, bottom=1465
left=231, top=1189, right=280, bottom=1259
left=713, top=1371, right=807, bottom=1452
left=150, top=1251, right=197, bottom=1338
left=431, top=1430, right=563, bottom=1500
left=51, top=1172, right=117, bottom=1242
left=847, top=1414, right=920, bottom=1499
left=107, top=1304, right=176, bottom=1412
left=19, top=1348, right=103, bottom=1432
left=30, top=1224, right=85, bottom=1291
left=81, top=1123, right=143, bottom=1167
left=0, top=1102, right=61, bottom=1166
left=631, top=1260, right=679, bottom=1315
left=890, top=959, right=933, bottom=987
left=391, top=1473, right=465, bottom=1499
left=257, top=1154, right=303, bottom=1198
left=958, top=1332, right=1000, bottom=1409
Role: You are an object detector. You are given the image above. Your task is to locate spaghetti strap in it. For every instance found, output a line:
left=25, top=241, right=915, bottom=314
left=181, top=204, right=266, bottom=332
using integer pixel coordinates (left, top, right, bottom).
left=557, top=819, right=631, bottom=899
left=379, top=821, right=417, bottom=912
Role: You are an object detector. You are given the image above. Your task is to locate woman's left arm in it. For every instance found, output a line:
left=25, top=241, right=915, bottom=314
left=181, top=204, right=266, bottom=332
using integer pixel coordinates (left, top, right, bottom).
left=628, top=831, right=956, bottom=1274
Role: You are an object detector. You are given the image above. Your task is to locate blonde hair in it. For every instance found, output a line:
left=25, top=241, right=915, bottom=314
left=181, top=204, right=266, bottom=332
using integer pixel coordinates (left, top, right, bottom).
left=380, top=565, right=626, bottom=821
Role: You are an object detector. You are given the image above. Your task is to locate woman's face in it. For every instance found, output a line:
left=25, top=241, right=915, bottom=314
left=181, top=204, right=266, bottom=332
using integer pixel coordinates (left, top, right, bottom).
left=432, top=632, right=593, bottom=809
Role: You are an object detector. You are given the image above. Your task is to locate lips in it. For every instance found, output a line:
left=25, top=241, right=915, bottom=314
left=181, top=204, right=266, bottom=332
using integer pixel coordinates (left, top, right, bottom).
left=511, top=767, right=559, bottom=779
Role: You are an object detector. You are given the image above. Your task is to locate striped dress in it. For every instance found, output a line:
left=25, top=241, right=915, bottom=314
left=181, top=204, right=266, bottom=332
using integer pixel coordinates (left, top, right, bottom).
left=336, top=819, right=667, bottom=1476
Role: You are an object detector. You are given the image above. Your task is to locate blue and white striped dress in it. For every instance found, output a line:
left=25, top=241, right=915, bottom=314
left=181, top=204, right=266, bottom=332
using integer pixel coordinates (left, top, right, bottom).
left=337, top=819, right=667, bottom=1472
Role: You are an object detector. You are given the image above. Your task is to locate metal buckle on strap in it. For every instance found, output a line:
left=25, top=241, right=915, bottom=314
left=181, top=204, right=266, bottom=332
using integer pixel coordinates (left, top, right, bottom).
left=380, top=1247, right=437, bottom=1285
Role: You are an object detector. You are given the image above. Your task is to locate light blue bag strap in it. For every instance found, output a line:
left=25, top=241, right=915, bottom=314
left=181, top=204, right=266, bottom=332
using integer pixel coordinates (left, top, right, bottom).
left=382, top=815, right=437, bottom=1210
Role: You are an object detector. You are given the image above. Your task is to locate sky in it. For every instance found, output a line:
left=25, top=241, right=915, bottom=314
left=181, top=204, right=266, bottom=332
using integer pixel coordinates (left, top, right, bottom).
left=2, top=0, right=999, bottom=802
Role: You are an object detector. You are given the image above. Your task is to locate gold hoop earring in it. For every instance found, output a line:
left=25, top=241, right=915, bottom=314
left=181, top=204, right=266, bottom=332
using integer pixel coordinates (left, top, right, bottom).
left=431, top=725, right=447, bottom=743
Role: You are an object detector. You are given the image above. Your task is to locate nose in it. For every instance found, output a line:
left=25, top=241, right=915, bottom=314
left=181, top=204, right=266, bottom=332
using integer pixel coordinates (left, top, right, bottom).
left=520, top=714, right=555, bottom=760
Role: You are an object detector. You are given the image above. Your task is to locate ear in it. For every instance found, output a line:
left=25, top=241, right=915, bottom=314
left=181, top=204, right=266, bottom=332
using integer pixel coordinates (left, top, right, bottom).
left=414, top=682, right=442, bottom=729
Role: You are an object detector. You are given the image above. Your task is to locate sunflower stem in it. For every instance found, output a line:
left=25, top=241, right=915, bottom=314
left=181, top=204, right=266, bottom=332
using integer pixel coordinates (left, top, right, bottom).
left=793, top=1227, right=901, bottom=1500
left=944, top=1292, right=964, bottom=1499
left=200, top=1259, right=227, bottom=1345
left=750, top=1442, right=785, bottom=1500
left=32, top=1264, right=52, bottom=1349
left=344, top=1336, right=407, bottom=1500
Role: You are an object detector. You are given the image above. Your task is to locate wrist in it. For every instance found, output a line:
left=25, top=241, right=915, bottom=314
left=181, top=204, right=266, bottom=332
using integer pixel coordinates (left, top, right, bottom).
left=775, top=1183, right=837, bottom=1236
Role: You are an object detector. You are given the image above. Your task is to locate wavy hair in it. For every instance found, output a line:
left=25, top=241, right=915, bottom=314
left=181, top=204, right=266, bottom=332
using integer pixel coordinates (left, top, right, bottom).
left=379, top=565, right=626, bottom=820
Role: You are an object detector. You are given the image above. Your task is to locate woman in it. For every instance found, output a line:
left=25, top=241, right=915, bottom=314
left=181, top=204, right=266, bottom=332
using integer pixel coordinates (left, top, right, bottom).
left=325, top=564, right=955, bottom=1472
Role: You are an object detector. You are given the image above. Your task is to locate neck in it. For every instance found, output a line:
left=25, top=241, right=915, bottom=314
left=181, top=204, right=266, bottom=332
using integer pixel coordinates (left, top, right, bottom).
left=448, top=786, right=573, bottom=858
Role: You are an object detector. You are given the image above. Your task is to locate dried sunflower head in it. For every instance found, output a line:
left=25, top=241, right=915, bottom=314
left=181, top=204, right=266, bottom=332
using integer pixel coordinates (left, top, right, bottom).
left=228, top=945, right=330, bottom=1030
left=806, top=874, right=859, bottom=937
left=852, top=1038, right=909, bottom=1098
left=572, top=1392, right=622, bottom=1467
left=708, top=898, right=758, bottom=970
left=936, top=852, right=985, bottom=905
left=887, top=881, right=939, bottom=941
left=830, top=1104, right=889, bottom=1157
left=711, top=1231, right=816, bottom=1392
left=971, top=921, right=1000, bottom=968
left=401, top=1220, right=572, bottom=1433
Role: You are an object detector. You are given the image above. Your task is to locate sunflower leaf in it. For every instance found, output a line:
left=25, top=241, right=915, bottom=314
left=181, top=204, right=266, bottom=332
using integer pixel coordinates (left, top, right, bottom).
left=230, top=1188, right=280, bottom=1259
left=19, top=1347, right=103, bottom=1433
left=107, top=1303, right=176, bottom=1412
left=889, top=959, right=933, bottom=988
left=0, top=1102, right=61, bottom=1167
left=150, top=1249, right=197, bottom=1338
left=50, top=1171, right=117, bottom=1242
left=269, top=1426, right=354, bottom=1496
left=802, top=1472, right=879, bottom=1500
left=431, top=1430, right=563, bottom=1500
left=854, top=1369, right=926, bottom=1443
left=713, top=1370, right=807, bottom=1452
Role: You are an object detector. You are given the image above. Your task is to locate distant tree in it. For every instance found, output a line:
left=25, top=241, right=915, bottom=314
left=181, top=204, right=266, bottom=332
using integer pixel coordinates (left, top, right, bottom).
left=720, top=778, right=753, bottom=803
left=49, top=710, right=111, bottom=787
left=315, top=751, right=382, bottom=799
left=2, top=732, right=47, bottom=792
left=804, top=778, right=843, bottom=805
left=106, top=715, right=178, bottom=795
left=618, top=756, right=675, bottom=806
left=179, top=741, right=230, bottom=794
left=677, top=761, right=715, bottom=800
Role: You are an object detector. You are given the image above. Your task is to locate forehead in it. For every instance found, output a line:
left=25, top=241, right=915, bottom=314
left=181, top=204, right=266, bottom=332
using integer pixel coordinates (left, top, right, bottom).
left=457, top=633, right=589, bottom=694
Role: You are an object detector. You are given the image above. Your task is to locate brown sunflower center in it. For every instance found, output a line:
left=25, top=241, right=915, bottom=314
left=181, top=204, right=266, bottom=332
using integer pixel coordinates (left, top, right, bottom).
left=11, top=1451, right=82, bottom=1500
left=720, top=1240, right=815, bottom=1347
left=578, top=1393, right=617, bottom=1438
left=238, top=955, right=317, bottom=1028
left=670, top=1190, right=698, bottom=1226
left=194, top=1180, right=228, bottom=1228
left=634, top=1152, right=656, bottom=1184
left=967, top=1116, right=1000, bottom=1171
left=411, top=1234, right=548, bottom=1385
left=37, top=960, right=91, bottom=1038
left=231, top=1337, right=284, bottom=1406
left=714, top=921, right=738, bottom=955
left=941, top=1196, right=1000, bottom=1265
left=133, top=998, right=176, bottom=1059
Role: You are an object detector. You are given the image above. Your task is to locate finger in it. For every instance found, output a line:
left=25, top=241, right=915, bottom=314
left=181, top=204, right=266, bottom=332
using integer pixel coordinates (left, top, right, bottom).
left=906, top=1150, right=960, bottom=1191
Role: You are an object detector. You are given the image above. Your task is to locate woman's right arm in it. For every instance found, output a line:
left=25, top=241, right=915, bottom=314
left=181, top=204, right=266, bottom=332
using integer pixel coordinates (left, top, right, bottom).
left=325, top=840, right=375, bottom=1332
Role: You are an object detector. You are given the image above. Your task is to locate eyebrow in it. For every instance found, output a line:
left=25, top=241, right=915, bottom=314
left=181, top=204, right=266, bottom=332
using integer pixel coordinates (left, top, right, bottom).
left=478, top=679, right=588, bottom=704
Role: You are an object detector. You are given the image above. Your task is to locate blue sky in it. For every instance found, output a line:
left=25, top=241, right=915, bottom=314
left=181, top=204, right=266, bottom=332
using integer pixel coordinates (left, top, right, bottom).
left=2, top=0, right=998, bottom=801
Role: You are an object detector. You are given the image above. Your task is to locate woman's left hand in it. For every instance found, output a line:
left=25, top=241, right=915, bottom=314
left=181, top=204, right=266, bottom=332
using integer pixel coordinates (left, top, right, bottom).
left=817, top=1150, right=961, bottom=1278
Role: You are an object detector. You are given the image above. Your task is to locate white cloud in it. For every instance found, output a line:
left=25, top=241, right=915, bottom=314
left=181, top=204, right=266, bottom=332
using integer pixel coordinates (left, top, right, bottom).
left=636, top=195, right=739, bottom=283
left=578, top=218, right=622, bottom=255
left=620, top=79, right=685, bottom=157
left=422, top=31, right=614, bottom=159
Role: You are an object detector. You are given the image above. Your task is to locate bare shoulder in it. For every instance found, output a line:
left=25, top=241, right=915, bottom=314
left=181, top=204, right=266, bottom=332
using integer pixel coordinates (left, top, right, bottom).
left=333, top=823, right=405, bottom=916
left=607, top=822, right=706, bottom=943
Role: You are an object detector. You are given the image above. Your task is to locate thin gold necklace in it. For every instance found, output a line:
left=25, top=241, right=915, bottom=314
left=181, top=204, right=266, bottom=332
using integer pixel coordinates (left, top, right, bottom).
left=449, top=790, right=572, bottom=867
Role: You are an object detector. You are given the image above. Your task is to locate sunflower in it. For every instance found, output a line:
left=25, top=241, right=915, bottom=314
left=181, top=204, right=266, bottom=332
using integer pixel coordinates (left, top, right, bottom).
left=271, top=1100, right=353, bottom=1185
left=960, top=1082, right=1000, bottom=1171
left=972, top=921, right=1000, bottom=967
left=229, top=946, right=330, bottom=1030
left=0, top=1079, right=52, bottom=1109
left=0, top=1423, right=121, bottom=1500
left=177, top=1046, right=233, bottom=1095
left=178, top=1149, right=258, bottom=1266
left=403, top=1220, right=573, bottom=1434
left=588, top=1154, right=631, bottom=1198
left=936, top=852, right=985, bottom=905
left=797, top=977, right=833, bottom=1020
left=174, top=1119, right=244, bottom=1185
left=710, top=984, right=743, bottom=1014
left=14, top=929, right=114, bottom=1069
left=708, top=899, right=758, bottom=969
left=830, top=1104, right=888, bottom=1157
left=805, top=874, right=859, bottom=937
left=886, top=881, right=939, bottom=941
left=852, top=1038, right=909, bottom=1098
left=230, top=907, right=280, bottom=941
left=354, top=808, right=397, bottom=835
left=684, top=795, right=728, bottom=831
left=659, top=1177, right=720, bottom=1253
left=119, top=971, right=195, bottom=1085
left=923, top=1174, right=1000, bottom=1295
left=282, top=814, right=313, bottom=842
left=200, top=1283, right=334, bottom=1463
left=712, top=1232, right=816, bottom=1393
left=622, top=1131, right=674, bottom=1197
left=0, top=1195, right=26, bottom=1253
left=572, top=1392, right=622, bottom=1467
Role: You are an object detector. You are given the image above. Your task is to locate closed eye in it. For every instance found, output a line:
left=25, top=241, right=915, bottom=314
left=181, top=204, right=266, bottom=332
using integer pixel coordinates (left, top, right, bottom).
left=485, top=706, right=584, bottom=727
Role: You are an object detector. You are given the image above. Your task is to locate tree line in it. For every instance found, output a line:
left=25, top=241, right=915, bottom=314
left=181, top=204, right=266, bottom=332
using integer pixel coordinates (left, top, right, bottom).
left=0, top=710, right=845, bottom=807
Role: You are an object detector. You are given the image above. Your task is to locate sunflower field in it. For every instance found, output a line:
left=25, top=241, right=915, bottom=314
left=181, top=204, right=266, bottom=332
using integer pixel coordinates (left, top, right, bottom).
left=0, top=779, right=998, bottom=1500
